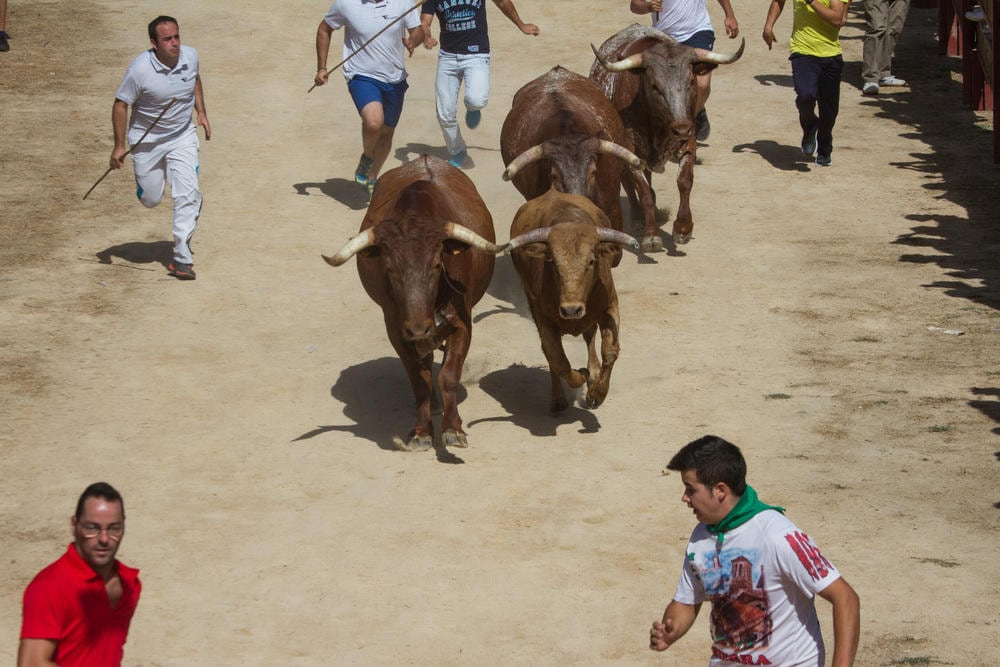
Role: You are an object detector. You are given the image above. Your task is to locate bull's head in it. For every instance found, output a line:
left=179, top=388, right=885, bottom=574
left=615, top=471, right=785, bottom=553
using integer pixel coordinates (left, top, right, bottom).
left=591, top=38, right=745, bottom=159
left=323, top=186, right=500, bottom=344
left=505, top=217, right=638, bottom=321
left=503, top=135, right=644, bottom=201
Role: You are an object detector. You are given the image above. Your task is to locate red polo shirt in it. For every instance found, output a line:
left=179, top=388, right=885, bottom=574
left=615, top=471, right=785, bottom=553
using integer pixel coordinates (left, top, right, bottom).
left=21, top=543, right=141, bottom=667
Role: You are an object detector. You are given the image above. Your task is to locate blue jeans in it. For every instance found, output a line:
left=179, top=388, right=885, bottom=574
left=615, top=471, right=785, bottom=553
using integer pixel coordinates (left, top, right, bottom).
left=790, top=53, right=844, bottom=158
left=435, top=51, right=491, bottom=156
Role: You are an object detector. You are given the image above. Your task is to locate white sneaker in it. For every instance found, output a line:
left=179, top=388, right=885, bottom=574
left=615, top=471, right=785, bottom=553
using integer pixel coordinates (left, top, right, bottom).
left=879, top=75, right=907, bottom=87
left=863, top=82, right=879, bottom=95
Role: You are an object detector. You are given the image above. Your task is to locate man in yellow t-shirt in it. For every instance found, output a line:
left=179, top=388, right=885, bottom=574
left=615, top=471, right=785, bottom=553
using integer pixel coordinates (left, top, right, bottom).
left=762, top=0, right=850, bottom=166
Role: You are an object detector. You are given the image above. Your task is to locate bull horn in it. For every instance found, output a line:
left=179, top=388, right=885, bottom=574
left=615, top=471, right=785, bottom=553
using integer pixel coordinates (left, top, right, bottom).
left=596, top=227, right=640, bottom=250
left=592, top=139, right=644, bottom=169
left=502, top=144, right=546, bottom=181
left=444, top=222, right=503, bottom=253
left=694, top=37, right=745, bottom=65
left=503, top=226, right=552, bottom=254
left=591, top=43, right=644, bottom=72
left=322, top=228, right=376, bottom=267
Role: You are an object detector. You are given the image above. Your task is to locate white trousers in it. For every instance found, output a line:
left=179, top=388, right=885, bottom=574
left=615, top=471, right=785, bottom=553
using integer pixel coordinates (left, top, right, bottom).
left=130, top=129, right=202, bottom=265
left=435, top=51, right=491, bottom=156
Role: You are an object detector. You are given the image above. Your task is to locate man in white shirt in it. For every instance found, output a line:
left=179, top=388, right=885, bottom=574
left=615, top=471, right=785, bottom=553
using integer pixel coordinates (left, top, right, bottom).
left=650, top=435, right=860, bottom=666
left=110, top=15, right=211, bottom=281
left=314, top=0, right=425, bottom=194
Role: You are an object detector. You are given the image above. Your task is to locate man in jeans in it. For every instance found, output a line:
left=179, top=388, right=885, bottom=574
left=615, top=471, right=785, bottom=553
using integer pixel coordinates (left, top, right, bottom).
left=861, top=0, right=910, bottom=95
left=421, top=0, right=539, bottom=168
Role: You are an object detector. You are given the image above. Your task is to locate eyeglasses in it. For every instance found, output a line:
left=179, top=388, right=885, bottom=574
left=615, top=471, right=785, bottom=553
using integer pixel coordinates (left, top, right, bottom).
left=77, top=523, right=124, bottom=540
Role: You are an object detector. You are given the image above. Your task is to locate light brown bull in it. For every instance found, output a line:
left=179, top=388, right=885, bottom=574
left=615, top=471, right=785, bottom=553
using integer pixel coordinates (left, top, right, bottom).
left=505, top=189, right=638, bottom=412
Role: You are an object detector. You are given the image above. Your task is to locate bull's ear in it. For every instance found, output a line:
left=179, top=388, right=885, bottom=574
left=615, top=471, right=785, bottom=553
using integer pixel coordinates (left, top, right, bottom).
left=360, top=246, right=381, bottom=259
left=692, top=62, right=718, bottom=75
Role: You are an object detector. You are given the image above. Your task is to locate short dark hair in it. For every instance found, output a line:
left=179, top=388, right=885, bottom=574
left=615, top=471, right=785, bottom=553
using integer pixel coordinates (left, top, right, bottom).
left=666, top=435, right=747, bottom=496
left=75, top=482, right=125, bottom=520
left=148, top=15, right=179, bottom=41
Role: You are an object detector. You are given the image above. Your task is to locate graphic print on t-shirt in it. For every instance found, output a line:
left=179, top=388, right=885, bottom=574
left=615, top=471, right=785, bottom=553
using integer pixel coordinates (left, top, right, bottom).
left=688, top=549, right=773, bottom=651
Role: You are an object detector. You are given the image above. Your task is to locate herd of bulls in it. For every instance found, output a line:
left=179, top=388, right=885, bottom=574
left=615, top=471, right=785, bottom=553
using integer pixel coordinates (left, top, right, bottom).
left=323, top=25, right=745, bottom=452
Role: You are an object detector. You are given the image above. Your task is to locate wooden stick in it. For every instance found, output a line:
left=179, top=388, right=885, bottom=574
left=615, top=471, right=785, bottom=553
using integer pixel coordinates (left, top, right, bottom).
left=83, top=97, right=178, bottom=200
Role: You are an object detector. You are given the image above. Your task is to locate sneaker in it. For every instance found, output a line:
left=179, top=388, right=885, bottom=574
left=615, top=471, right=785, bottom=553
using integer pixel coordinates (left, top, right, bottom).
left=448, top=149, right=468, bottom=169
left=879, top=75, right=907, bottom=87
left=815, top=154, right=832, bottom=167
left=862, top=82, right=879, bottom=95
left=801, top=126, right=818, bottom=157
left=168, top=261, right=196, bottom=280
left=695, top=109, right=710, bottom=141
left=465, top=109, right=481, bottom=129
left=966, top=7, right=986, bottom=21
left=354, top=154, right=374, bottom=185
left=0, top=32, right=9, bottom=53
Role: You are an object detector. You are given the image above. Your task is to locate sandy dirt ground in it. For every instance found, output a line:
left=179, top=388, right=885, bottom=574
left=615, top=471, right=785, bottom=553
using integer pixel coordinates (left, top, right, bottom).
left=2, top=1, right=999, bottom=665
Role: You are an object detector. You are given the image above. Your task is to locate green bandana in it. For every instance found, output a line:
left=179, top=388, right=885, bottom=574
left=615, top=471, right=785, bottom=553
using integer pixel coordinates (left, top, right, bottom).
left=706, top=485, right=785, bottom=546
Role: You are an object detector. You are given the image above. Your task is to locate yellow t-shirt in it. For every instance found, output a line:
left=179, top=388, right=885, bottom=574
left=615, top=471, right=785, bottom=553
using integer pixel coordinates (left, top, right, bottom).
left=789, top=0, right=845, bottom=57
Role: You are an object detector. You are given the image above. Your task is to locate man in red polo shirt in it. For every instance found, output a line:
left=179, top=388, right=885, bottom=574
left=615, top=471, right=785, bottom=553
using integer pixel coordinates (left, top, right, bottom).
left=19, top=482, right=142, bottom=667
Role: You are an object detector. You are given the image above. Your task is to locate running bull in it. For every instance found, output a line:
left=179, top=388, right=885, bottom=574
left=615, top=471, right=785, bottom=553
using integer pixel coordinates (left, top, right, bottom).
left=323, top=156, right=501, bottom=452
left=506, top=188, right=639, bottom=412
left=590, top=24, right=744, bottom=245
left=500, top=66, right=659, bottom=252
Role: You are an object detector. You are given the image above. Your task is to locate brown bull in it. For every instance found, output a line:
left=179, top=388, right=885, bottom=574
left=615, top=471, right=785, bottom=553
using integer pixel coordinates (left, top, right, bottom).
left=499, top=66, right=659, bottom=252
left=506, top=189, right=638, bottom=412
left=322, top=156, right=500, bottom=452
left=590, top=25, right=744, bottom=245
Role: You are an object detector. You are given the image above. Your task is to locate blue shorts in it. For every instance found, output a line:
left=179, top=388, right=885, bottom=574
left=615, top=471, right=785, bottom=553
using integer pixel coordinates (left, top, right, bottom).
left=682, top=30, right=715, bottom=50
left=347, top=75, right=409, bottom=128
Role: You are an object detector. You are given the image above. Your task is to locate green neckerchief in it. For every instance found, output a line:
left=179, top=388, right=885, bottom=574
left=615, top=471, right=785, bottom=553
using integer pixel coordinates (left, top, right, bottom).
left=706, top=485, right=785, bottom=546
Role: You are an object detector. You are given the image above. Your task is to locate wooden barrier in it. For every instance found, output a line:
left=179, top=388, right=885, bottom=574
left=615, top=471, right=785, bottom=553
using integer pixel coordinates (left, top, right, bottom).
left=939, top=0, right=998, bottom=161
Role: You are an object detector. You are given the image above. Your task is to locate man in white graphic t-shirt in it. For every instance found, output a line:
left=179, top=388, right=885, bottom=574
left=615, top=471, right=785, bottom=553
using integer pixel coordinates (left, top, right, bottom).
left=650, top=435, right=860, bottom=666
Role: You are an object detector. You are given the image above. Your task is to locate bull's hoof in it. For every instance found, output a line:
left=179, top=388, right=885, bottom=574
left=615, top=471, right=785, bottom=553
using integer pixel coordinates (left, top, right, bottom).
left=396, top=432, right=433, bottom=452
left=641, top=235, right=664, bottom=252
left=442, top=430, right=469, bottom=448
left=672, top=231, right=692, bottom=245
left=584, top=387, right=608, bottom=409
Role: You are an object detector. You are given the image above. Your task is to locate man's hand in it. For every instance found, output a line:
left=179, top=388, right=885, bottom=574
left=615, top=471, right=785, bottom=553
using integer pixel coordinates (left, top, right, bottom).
left=724, top=16, right=739, bottom=39
left=520, top=23, right=540, bottom=36
left=109, top=147, right=127, bottom=170
left=423, top=34, right=438, bottom=49
left=314, top=69, right=329, bottom=87
left=198, top=114, right=212, bottom=141
left=762, top=26, right=777, bottom=50
left=649, top=618, right=680, bottom=651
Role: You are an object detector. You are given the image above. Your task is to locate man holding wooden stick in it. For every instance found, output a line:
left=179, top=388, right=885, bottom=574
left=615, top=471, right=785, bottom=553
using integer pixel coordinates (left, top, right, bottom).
left=314, top=0, right=424, bottom=195
left=110, top=15, right=211, bottom=281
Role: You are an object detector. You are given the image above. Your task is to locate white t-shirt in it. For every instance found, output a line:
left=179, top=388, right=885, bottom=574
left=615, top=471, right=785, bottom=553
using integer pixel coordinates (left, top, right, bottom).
left=115, top=45, right=199, bottom=145
left=652, top=0, right=713, bottom=44
left=673, top=510, right=842, bottom=666
left=324, top=0, right=420, bottom=84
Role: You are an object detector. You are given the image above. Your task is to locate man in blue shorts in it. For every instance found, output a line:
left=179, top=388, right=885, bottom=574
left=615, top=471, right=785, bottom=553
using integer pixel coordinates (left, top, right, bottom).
left=315, top=0, right=425, bottom=193
left=630, top=0, right=740, bottom=141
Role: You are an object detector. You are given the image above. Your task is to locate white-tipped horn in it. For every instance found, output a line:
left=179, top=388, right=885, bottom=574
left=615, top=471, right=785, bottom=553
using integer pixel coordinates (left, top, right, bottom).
left=596, top=227, right=640, bottom=250
left=694, top=37, right=745, bottom=65
left=503, top=144, right=547, bottom=181
left=322, top=228, right=376, bottom=267
left=592, top=42, right=644, bottom=72
left=504, top=226, right=552, bottom=254
left=444, top=222, right=503, bottom=253
left=593, top=139, right=644, bottom=169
